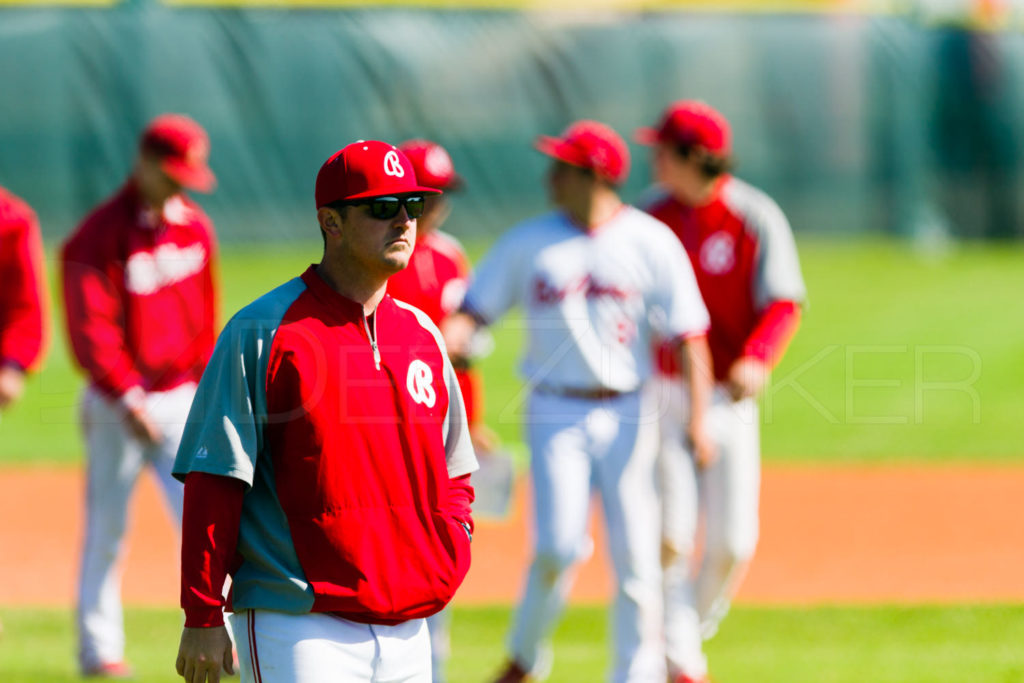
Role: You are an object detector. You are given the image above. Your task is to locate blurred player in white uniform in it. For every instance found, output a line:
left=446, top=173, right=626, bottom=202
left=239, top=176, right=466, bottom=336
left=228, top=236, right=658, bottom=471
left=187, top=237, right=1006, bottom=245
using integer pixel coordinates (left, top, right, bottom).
left=637, top=101, right=806, bottom=683
left=445, top=120, right=713, bottom=683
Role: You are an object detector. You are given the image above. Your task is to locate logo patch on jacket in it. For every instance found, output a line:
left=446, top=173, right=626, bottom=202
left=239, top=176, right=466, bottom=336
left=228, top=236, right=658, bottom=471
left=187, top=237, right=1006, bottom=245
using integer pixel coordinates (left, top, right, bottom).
left=406, top=360, right=436, bottom=408
left=699, top=231, right=736, bottom=275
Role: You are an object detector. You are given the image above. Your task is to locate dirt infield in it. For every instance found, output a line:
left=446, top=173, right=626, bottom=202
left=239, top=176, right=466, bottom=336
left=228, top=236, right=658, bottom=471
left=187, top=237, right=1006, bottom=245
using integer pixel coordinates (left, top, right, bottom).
left=1, top=464, right=1022, bottom=607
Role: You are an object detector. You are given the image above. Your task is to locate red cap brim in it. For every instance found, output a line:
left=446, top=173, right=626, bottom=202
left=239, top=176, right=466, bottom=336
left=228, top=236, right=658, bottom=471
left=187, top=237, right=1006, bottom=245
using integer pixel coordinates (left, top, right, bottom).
left=535, top=136, right=588, bottom=169
left=342, top=184, right=442, bottom=201
left=162, top=159, right=216, bottom=193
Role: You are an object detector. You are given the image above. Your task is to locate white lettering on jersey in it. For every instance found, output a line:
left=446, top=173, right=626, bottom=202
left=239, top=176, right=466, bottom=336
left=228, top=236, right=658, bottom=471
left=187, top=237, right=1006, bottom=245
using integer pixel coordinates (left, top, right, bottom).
left=699, top=231, right=736, bottom=275
left=383, top=151, right=405, bottom=178
left=125, top=243, right=207, bottom=295
left=406, top=360, right=436, bottom=408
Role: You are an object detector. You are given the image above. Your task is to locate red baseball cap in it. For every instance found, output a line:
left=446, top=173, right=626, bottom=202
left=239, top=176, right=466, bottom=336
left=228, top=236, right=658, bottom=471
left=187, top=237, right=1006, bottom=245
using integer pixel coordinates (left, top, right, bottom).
left=398, top=139, right=463, bottom=191
left=535, top=120, right=630, bottom=185
left=315, top=140, right=442, bottom=208
left=635, top=100, right=732, bottom=156
left=140, top=114, right=216, bottom=193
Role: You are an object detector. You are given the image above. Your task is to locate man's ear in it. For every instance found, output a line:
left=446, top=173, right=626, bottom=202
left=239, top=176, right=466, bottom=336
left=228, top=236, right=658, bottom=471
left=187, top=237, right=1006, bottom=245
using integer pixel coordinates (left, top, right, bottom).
left=317, top=207, right=343, bottom=237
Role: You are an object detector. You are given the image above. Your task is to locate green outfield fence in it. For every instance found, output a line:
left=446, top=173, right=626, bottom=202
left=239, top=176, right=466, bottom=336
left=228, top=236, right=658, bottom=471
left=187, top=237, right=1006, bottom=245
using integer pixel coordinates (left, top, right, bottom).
left=2, top=1, right=1024, bottom=243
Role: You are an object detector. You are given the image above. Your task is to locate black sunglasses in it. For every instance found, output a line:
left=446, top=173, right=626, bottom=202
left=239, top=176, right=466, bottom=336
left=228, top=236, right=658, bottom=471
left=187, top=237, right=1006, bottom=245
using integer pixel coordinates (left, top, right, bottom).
left=675, top=145, right=732, bottom=179
left=342, top=195, right=426, bottom=220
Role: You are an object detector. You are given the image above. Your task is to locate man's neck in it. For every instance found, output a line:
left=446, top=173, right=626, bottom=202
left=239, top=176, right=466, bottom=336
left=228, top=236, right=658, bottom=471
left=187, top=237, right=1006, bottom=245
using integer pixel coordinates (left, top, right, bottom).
left=315, top=259, right=388, bottom=315
left=566, top=191, right=623, bottom=231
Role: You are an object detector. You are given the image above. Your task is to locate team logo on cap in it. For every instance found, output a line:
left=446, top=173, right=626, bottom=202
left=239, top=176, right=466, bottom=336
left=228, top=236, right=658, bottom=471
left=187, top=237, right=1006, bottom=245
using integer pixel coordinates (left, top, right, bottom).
left=383, top=150, right=406, bottom=178
left=186, top=139, right=209, bottom=165
left=407, top=360, right=436, bottom=408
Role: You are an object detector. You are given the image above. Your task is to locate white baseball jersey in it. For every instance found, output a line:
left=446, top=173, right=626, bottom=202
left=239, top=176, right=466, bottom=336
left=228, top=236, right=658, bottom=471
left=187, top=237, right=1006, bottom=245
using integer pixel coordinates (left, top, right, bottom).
left=464, top=206, right=709, bottom=393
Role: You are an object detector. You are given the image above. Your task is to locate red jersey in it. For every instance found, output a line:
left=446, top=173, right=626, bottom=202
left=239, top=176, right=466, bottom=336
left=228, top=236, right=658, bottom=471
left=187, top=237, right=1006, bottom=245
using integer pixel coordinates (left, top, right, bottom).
left=388, top=230, right=470, bottom=326
left=645, top=177, right=806, bottom=380
left=61, top=182, right=218, bottom=400
left=388, top=230, right=481, bottom=422
left=0, top=186, right=48, bottom=371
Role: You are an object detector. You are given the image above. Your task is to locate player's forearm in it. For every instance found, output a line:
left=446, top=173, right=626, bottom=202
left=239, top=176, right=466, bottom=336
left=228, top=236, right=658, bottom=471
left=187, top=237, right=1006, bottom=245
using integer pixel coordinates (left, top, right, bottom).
left=62, top=262, right=144, bottom=395
left=447, top=473, right=476, bottom=534
left=181, top=472, right=245, bottom=628
left=679, top=334, right=713, bottom=427
left=0, top=224, right=48, bottom=371
left=742, top=299, right=801, bottom=368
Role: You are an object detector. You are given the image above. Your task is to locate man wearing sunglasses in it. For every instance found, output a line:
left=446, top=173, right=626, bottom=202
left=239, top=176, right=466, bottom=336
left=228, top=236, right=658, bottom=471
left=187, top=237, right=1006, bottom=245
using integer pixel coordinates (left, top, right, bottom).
left=173, top=140, right=478, bottom=683
left=445, top=120, right=713, bottom=683
left=636, top=100, right=807, bottom=683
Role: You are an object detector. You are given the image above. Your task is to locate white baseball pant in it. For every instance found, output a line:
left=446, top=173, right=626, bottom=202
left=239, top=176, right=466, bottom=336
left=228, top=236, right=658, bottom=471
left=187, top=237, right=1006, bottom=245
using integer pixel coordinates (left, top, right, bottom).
left=426, top=607, right=451, bottom=682
left=76, top=382, right=195, bottom=671
left=230, top=610, right=431, bottom=683
left=508, top=389, right=665, bottom=683
left=657, top=378, right=760, bottom=679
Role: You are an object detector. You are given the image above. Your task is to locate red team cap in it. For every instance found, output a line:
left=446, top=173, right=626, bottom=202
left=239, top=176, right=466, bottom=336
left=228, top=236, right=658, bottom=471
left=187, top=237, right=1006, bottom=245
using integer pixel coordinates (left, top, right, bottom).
left=140, top=114, right=216, bottom=193
left=635, top=100, right=732, bottom=157
left=534, top=120, right=630, bottom=185
left=315, top=140, right=442, bottom=208
left=398, top=139, right=464, bottom=191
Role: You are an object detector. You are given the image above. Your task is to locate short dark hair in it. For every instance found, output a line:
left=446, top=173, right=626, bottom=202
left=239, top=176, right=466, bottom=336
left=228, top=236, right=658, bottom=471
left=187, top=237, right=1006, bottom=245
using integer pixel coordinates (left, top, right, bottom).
left=319, top=202, right=352, bottom=247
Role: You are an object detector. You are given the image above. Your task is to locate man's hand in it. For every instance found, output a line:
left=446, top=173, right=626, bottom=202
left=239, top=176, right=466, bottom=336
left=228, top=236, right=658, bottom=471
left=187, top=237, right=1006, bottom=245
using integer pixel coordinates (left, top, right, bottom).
left=470, top=422, right=499, bottom=455
left=0, top=365, right=26, bottom=410
left=176, top=625, right=234, bottom=683
left=440, top=312, right=477, bottom=360
left=124, top=403, right=163, bottom=445
left=726, top=356, right=769, bottom=402
left=687, top=421, right=717, bottom=470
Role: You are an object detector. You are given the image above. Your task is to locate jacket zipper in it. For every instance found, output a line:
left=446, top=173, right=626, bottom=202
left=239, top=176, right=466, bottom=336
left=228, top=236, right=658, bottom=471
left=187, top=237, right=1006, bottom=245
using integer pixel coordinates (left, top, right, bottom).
left=363, top=313, right=381, bottom=370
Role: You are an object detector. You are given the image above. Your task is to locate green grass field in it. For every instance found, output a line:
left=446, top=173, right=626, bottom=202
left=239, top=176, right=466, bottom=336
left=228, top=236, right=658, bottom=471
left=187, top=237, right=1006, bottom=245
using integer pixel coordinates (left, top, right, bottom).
left=3, top=604, right=1024, bottom=682
left=3, top=237, right=1023, bottom=464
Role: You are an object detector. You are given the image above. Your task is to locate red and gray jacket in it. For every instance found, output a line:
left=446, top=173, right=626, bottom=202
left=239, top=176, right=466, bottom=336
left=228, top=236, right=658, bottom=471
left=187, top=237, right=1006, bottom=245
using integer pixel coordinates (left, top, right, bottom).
left=174, top=266, right=478, bottom=627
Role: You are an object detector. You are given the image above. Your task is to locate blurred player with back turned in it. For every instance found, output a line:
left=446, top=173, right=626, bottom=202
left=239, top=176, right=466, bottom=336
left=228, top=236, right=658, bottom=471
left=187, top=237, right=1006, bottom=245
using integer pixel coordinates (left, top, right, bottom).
left=61, top=113, right=219, bottom=679
left=637, top=100, right=806, bottom=683
left=444, top=120, right=713, bottom=683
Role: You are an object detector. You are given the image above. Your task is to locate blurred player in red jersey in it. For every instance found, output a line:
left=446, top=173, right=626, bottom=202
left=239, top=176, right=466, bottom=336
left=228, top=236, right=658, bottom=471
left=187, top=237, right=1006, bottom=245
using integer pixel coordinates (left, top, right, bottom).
left=637, top=101, right=807, bottom=683
left=388, top=139, right=495, bottom=452
left=0, top=184, right=50, bottom=640
left=0, top=185, right=49, bottom=413
left=61, top=114, right=219, bottom=679
left=387, top=139, right=495, bottom=683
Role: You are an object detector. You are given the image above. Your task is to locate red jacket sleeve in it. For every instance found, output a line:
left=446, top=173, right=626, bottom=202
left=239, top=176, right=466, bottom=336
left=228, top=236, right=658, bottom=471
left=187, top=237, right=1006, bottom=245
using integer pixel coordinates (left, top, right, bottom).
left=742, top=300, right=802, bottom=368
left=61, top=222, right=145, bottom=399
left=181, top=472, right=245, bottom=628
left=447, top=473, right=475, bottom=534
left=0, top=200, right=49, bottom=371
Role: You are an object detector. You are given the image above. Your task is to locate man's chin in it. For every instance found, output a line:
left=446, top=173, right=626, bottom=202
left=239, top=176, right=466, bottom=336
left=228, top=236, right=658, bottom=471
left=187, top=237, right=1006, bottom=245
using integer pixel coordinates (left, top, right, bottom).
left=383, top=251, right=412, bottom=273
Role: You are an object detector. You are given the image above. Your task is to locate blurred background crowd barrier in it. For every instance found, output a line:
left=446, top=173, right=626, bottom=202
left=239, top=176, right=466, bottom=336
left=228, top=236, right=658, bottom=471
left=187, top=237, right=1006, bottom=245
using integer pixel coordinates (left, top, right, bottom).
left=2, top=0, right=1024, bottom=243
